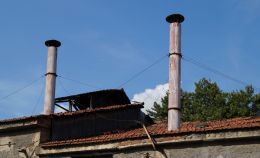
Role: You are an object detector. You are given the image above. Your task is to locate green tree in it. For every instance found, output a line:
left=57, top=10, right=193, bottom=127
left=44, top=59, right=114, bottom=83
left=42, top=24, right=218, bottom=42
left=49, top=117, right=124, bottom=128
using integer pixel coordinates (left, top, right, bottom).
left=147, top=96, right=168, bottom=120
left=147, top=78, right=260, bottom=121
left=225, top=85, right=254, bottom=118
left=252, top=93, right=260, bottom=116
left=191, top=78, right=226, bottom=121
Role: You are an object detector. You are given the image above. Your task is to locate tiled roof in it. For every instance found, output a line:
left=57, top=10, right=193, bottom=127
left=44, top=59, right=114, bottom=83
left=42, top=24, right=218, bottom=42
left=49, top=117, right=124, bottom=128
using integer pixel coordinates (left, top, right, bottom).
left=41, top=117, right=260, bottom=148
left=52, top=103, right=143, bottom=117
left=0, top=103, right=143, bottom=124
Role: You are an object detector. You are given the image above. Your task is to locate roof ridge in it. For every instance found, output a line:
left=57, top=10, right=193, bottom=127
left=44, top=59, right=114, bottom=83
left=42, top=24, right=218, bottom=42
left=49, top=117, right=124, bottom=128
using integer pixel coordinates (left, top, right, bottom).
left=52, top=103, right=144, bottom=117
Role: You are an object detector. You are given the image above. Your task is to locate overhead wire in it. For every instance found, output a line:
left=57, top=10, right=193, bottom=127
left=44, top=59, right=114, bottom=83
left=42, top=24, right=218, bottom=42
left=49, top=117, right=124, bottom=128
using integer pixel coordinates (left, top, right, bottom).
left=57, top=78, right=72, bottom=95
left=50, top=51, right=260, bottom=115
left=117, top=54, right=168, bottom=88
left=58, top=53, right=167, bottom=91
left=56, top=78, right=73, bottom=111
left=129, top=51, right=260, bottom=112
left=182, top=55, right=260, bottom=91
left=31, top=79, right=45, bottom=115
left=58, top=75, right=100, bottom=89
left=57, top=53, right=258, bottom=93
left=0, top=75, right=45, bottom=103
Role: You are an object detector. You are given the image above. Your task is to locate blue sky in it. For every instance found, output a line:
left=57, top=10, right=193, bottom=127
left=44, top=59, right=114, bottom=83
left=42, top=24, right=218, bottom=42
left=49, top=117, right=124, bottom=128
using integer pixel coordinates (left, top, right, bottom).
left=0, top=0, right=260, bottom=119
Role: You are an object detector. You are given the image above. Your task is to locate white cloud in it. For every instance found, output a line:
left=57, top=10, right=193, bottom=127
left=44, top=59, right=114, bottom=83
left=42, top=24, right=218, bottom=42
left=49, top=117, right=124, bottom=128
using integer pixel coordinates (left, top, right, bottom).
left=132, top=83, right=168, bottom=113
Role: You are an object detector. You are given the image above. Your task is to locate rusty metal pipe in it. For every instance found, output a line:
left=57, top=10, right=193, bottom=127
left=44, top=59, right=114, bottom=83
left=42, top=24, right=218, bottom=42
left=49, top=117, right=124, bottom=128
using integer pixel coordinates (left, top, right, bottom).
left=43, top=40, right=61, bottom=115
left=166, top=14, right=184, bottom=131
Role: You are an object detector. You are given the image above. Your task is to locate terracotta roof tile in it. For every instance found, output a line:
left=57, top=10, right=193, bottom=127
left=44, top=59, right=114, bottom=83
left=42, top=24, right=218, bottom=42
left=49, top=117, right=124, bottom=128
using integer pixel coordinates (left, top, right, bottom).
left=0, top=103, right=143, bottom=124
left=41, top=116, right=260, bottom=148
left=52, top=103, right=143, bottom=117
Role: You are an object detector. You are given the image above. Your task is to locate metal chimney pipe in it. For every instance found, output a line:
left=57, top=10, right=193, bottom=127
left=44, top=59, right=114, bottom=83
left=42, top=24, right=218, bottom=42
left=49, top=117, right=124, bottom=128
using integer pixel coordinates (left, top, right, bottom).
left=166, top=14, right=184, bottom=131
left=43, top=39, right=61, bottom=115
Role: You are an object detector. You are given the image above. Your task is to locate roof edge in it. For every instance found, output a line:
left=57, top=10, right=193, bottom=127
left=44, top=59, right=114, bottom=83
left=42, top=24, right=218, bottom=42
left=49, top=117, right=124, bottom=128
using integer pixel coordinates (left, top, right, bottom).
left=40, top=126, right=260, bottom=150
left=40, top=116, right=260, bottom=148
left=0, top=114, right=46, bottom=125
left=52, top=103, right=144, bottom=118
left=55, top=88, right=128, bottom=102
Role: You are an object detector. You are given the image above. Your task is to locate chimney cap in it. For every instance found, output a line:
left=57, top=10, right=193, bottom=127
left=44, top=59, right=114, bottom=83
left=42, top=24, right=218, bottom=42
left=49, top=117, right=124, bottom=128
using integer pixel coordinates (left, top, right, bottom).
left=45, top=40, right=61, bottom=47
left=166, top=14, right=184, bottom=23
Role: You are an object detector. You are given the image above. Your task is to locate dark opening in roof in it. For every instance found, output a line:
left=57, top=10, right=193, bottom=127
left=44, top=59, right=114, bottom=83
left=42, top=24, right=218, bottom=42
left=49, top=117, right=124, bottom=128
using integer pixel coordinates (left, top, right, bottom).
left=55, top=89, right=130, bottom=110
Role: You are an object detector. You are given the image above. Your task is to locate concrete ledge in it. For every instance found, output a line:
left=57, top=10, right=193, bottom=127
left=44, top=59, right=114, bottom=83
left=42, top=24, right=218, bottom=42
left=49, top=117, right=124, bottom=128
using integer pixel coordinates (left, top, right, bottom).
left=0, top=120, right=38, bottom=132
left=37, top=128, right=260, bottom=156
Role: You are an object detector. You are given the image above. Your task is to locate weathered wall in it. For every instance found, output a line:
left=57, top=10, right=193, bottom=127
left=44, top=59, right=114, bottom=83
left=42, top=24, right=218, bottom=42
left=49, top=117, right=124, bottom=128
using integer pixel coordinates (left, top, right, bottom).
left=38, top=128, right=260, bottom=158
left=113, top=139, right=260, bottom=158
left=0, top=129, right=40, bottom=158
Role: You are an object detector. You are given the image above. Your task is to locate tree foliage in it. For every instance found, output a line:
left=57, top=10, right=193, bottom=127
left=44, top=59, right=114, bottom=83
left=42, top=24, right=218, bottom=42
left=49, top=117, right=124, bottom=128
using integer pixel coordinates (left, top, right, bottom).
left=147, top=78, right=260, bottom=121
